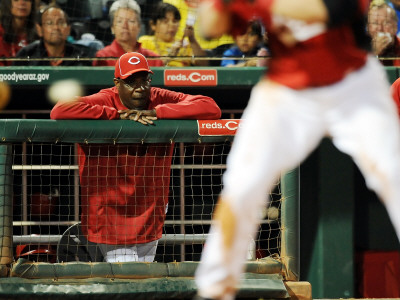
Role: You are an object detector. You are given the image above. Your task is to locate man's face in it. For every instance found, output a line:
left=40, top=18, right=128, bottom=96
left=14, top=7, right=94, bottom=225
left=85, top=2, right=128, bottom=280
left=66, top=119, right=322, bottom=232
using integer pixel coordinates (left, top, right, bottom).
left=368, top=6, right=397, bottom=38
left=114, top=72, right=152, bottom=110
left=38, top=8, right=70, bottom=46
left=112, top=8, right=141, bottom=45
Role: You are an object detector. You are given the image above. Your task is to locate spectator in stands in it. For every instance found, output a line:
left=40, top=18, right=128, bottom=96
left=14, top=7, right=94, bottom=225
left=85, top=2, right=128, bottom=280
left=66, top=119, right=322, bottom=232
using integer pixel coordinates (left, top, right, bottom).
left=50, top=52, right=221, bottom=263
left=0, top=0, right=38, bottom=66
left=368, top=0, right=400, bottom=66
left=13, top=4, right=91, bottom=66
left=163, top=0, right=234, bottom=51
left=221, top=19, right=267, bottom=67
left=93, top=0, right=163, bottom=66
left=138, top=2, right=207, bottom=66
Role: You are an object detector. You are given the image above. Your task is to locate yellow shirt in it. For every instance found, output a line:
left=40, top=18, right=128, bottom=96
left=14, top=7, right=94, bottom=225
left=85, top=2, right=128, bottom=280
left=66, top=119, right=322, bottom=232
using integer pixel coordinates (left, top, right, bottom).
left=138, top=35, right=194, bottom=67
left=163, top=0, right=234, bottom=50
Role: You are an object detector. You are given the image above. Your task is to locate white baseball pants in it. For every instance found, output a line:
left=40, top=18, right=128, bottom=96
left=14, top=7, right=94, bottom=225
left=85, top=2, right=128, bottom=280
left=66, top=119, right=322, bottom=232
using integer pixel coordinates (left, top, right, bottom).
left=195, top=56, right=400, bottom=300
left=98, top=240, right=158, bottom=262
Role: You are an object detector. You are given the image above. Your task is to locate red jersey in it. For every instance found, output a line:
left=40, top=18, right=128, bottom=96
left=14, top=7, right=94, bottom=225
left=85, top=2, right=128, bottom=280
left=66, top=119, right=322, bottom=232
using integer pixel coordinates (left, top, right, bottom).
left=50, top=87, right=221, bottom=245
left=93, top=40, right=164, bottom=67
left=218, top=0, right=370, bottom=89
left=0, top=25, right=28, bottom=66
left=264, top=24, right=367, bottom=89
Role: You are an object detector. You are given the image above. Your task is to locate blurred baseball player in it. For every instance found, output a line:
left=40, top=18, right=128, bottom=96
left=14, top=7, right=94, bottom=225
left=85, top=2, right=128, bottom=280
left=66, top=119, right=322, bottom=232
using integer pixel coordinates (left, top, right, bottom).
left=194, top=0, right=400, bottom=299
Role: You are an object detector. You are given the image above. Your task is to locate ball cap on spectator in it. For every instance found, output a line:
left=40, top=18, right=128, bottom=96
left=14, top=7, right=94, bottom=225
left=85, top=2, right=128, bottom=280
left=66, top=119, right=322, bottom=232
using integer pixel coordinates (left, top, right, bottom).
left=115, top=52, right=153, bottom=79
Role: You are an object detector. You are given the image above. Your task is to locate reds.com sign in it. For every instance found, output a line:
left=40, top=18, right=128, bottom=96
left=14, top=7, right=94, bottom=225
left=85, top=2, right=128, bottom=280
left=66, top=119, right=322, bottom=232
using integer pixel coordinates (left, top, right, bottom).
left=164, top=69, right=218, bottom=86
left=198, top=120, right=241, bottom=136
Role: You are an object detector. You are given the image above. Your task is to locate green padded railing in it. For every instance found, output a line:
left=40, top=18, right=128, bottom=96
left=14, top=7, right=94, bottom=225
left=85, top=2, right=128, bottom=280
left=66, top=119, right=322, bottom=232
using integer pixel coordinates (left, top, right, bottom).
left=0, top=119, right=236, bottom=144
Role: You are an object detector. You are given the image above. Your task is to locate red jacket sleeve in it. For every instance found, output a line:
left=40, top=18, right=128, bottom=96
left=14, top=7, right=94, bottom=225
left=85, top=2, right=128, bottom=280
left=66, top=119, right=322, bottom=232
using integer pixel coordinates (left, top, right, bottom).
left=51, top=86, right=221, bottom=120
left=151, top=88, right=221, bottom=119
left=50, top=88, right=121, bottom=120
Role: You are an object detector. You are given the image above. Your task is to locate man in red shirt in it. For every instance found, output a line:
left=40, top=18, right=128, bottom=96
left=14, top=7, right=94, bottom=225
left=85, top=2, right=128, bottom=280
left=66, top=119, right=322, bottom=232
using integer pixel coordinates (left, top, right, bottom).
left=51, top=52, right=221, bottom=262
left=194, top=0, right=400, bottom=299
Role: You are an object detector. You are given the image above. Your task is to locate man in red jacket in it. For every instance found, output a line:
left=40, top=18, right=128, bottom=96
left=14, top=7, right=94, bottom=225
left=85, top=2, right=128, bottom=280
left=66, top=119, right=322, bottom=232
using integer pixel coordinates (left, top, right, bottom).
left=51, top=52, right=221, bottom=263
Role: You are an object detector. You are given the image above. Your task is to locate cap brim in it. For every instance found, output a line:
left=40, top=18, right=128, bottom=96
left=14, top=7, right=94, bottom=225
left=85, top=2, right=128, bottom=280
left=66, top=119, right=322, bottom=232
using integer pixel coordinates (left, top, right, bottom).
left=119, top=68, right=154, bottom=79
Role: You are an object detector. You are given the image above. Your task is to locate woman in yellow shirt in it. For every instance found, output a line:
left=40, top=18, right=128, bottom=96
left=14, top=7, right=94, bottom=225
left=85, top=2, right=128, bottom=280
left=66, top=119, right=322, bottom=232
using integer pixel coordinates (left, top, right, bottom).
left=138, top=2, right=207, bottom=66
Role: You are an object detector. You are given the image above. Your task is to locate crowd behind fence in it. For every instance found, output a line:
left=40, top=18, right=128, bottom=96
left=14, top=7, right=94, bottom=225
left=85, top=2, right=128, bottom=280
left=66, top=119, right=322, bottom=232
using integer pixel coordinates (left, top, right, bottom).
left=1, top=0, right=400, bottom=67
left=0, top=0, right=269, bottom=67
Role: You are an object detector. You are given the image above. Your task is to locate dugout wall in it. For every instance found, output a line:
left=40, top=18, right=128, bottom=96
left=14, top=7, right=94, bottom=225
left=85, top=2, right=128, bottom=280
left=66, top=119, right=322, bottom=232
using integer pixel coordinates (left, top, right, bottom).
left=0, top=119, right=301, bottom=299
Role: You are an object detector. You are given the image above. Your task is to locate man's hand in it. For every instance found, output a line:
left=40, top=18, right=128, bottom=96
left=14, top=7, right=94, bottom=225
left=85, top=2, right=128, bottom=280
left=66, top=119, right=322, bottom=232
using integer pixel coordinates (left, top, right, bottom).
left=118, top=109, right=157, bottom=125
left=184, top=25, right=196, bottom=43
left=372, top=32, right=394, bottom=56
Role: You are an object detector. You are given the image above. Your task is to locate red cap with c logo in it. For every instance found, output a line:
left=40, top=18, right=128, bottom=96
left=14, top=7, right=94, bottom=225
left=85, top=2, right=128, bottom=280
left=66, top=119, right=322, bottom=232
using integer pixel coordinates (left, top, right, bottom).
left=114, top=52, right=154, bottom=79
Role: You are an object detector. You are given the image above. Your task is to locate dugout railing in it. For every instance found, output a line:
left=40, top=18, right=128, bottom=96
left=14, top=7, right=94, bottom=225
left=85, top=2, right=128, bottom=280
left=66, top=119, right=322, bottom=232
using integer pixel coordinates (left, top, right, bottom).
left=0, top=119, right=300, bottom=299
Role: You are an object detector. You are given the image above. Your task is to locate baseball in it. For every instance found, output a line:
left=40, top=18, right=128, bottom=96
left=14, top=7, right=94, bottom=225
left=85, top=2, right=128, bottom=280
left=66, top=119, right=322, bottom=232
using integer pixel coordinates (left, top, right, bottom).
left=47, top=79, right=83, bottom=104
left=267, top=206, right=280, bottom=220
left=0, top=81, right=11, bottom=110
